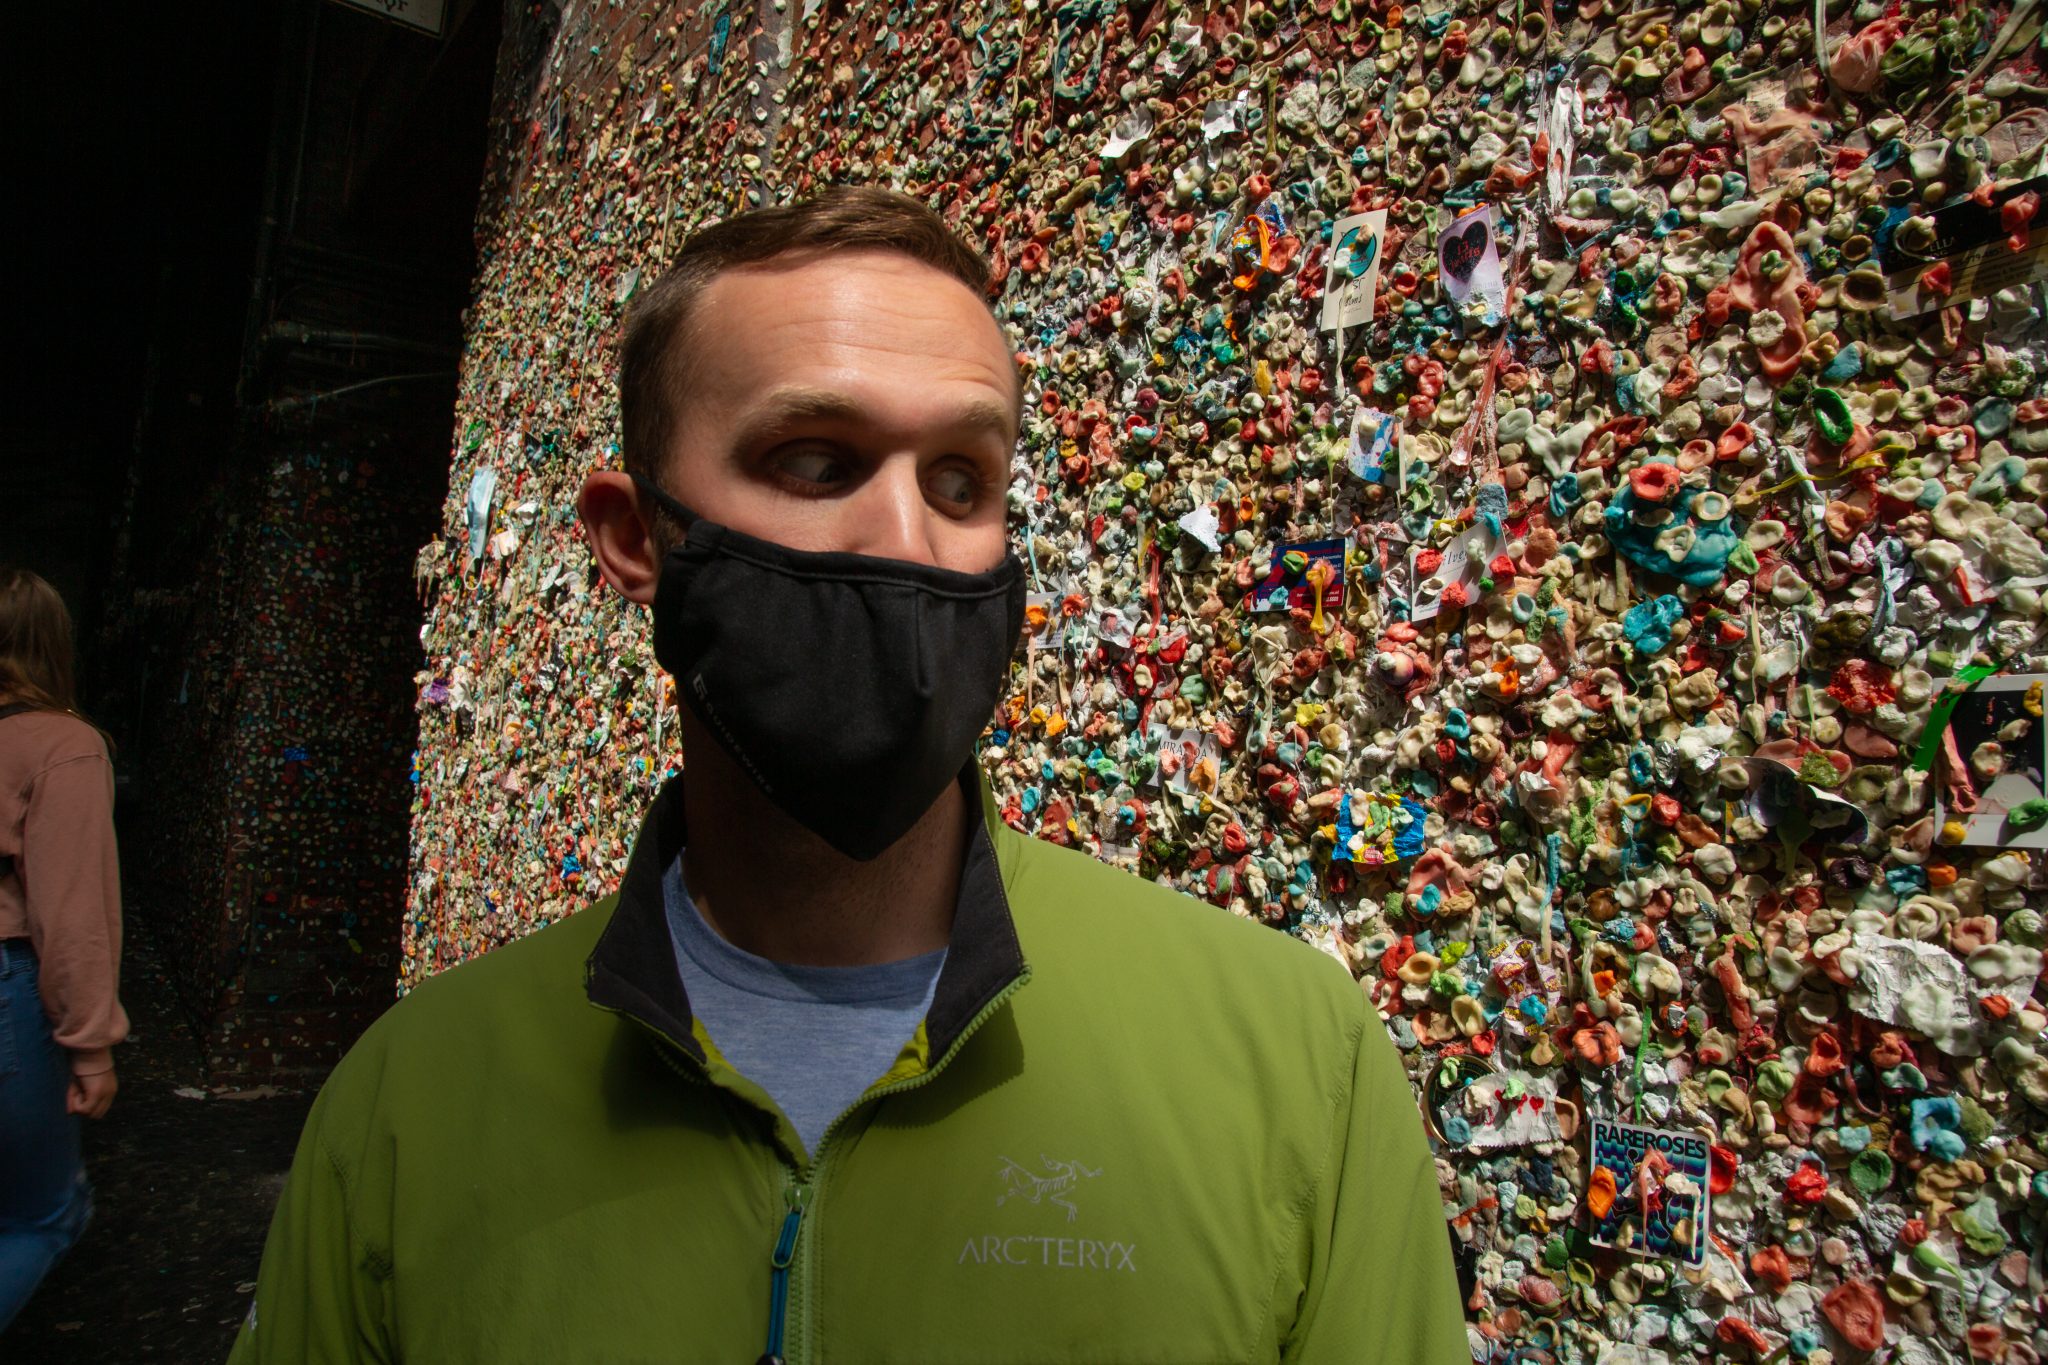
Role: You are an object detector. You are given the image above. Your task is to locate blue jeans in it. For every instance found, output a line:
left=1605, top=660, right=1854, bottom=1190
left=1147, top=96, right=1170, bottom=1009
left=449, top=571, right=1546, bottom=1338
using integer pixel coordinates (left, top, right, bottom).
left=0, top=938, right=93, bottom=1333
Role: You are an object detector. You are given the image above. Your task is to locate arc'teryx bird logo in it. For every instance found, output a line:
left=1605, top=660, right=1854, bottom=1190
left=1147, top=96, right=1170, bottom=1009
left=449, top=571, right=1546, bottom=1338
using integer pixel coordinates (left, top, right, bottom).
left=959, top=1154, right=1135, bottom=1272
left=994, top=1155, right=1101, bottom=1222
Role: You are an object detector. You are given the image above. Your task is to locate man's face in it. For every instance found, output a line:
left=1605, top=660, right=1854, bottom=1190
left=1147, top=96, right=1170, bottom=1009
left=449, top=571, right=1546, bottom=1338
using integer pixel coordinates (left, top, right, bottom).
left=654, top=248, right=1018, bottom=574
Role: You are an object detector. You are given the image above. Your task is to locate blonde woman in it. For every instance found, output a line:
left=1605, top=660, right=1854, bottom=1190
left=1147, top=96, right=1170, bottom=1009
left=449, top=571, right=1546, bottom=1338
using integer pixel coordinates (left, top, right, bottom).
left=0, top=565, right=127, bottom=1331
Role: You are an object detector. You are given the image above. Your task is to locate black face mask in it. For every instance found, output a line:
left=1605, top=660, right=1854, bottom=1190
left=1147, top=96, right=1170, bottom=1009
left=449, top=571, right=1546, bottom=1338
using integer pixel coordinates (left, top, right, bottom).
left=629, top=472, right=1026, bottom=861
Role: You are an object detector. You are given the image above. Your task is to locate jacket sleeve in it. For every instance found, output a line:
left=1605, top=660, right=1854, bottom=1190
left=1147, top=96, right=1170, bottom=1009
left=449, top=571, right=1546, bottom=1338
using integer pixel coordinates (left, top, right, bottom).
left=225, top=1076, right=397, bottom=1364
left=1282, top=996, right=1472, bottom=1365
left=20, top=751, right=129, bottom=1074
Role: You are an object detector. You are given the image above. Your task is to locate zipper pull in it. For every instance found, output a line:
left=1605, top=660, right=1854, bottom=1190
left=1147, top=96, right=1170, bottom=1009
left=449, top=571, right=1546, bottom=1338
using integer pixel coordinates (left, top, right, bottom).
left=758, top=1183, right=810, bottom=1365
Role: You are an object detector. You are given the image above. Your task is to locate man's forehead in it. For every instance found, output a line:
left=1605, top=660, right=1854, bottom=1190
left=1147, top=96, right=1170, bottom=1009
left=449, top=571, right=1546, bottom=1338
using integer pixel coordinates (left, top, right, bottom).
left=681, top=257, right=1025, bottom=439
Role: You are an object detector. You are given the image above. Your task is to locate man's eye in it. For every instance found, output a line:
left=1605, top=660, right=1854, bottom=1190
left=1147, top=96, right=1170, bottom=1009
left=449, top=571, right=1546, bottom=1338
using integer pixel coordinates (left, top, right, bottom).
left=927, top=464, right=983, bottom=507
left=772, top=449, right=849, bottom=488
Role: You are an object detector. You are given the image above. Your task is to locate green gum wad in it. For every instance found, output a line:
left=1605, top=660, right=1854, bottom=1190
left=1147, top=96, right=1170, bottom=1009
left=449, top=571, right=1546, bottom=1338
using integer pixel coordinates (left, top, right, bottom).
left=1754, top=1059, right=1795, bottom=1102
left=1796, top=752, right=1843, bottom=788
left=1849, top=1147, right=1893, bottom=1196
left=1956, top=1096, right=1995, bottom=1147
left=1810, top=387, right=1855, bottom=446
left=2005, top=909, right=2046, bottom=948
left=1948, top=1197, right=2006, bottom=1256
left=1883, top=1063, right=1929, bottom=1092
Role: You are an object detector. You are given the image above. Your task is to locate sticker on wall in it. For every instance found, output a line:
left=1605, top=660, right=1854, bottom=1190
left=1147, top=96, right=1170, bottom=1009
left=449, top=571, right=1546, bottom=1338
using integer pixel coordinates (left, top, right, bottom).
left=1408, top=521, right=1500, bottom=623
left=1345, top=407, right=1398, bottom=485
left=1248, top=537, right=1346, bottom=617
left=1454, top=1070, right=1572, bottom=1150
left=464, top=466, right=496, bottom=562
left=1146, top=722, right=1219, bottom=794
left=1585, top=1118, right=1712, bottom=1270
left=1321, top=208, right=1388, bottom=330
left=1935, top=674, right=2048, bottom=849
left=1885, top=172, right=2048, bottom=319
left=1093, top=604, right=1135, bottom=650
left=1436, top=204, right=1505, bottom=319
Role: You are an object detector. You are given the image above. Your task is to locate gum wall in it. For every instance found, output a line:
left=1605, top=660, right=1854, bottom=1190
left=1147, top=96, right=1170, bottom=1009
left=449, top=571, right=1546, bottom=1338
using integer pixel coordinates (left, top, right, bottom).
left=406, top=0, right=2048, bottom=1359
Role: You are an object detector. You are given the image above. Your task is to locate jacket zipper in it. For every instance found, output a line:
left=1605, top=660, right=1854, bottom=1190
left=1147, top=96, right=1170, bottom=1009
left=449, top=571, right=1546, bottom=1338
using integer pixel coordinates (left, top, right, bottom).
left=775, top=973, right=1030, bottom=1365
left=759, top=1182, right=808, bottom=1364
left=600, top=974, right=1031, bottom=1365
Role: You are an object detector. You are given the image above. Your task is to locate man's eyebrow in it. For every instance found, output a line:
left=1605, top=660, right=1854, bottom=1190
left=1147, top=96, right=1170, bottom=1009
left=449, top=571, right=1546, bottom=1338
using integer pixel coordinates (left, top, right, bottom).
left=729, top=386, right=1018, bottom=450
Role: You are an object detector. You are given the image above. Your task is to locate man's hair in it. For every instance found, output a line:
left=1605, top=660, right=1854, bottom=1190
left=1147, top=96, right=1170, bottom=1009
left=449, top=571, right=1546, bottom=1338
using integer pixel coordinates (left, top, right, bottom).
left=619, top=185, right=1010, bottom=547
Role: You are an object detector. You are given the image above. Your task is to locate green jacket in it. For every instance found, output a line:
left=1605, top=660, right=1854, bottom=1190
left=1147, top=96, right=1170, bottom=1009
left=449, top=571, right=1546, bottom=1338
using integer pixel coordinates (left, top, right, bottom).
left=227, top=768, right=1469, bottom=1364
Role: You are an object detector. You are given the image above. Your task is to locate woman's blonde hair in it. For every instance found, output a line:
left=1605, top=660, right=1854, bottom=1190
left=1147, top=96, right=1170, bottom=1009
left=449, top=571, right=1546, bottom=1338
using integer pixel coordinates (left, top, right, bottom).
left=0, top=566, right=117, bottom=760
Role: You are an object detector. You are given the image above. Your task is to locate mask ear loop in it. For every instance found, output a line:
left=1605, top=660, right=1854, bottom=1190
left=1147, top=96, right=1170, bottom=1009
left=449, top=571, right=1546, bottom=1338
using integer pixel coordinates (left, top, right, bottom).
left=627, top=471, right=701, bottom=539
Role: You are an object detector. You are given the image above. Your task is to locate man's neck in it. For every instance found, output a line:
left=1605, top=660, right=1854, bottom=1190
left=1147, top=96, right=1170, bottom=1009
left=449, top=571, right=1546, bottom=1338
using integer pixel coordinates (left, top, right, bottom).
left=673, top=712, right=969, bottom=967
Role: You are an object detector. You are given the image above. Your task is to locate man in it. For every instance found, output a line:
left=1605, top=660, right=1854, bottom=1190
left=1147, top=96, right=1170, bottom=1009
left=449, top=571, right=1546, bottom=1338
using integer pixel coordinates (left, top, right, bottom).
left=227, top=185, right=1468, bottom=1364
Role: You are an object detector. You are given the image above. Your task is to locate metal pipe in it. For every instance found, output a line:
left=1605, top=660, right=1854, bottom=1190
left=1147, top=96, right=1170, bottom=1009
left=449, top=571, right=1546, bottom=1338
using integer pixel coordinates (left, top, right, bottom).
left=261, top=320, right=459, bottom=360
left=263, top=370, right=455, bottom=417
left=235, top=0, right=323, bottom=412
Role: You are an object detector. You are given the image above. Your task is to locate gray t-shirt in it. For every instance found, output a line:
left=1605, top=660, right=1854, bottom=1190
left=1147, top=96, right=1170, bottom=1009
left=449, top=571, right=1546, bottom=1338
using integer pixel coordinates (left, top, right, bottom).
left=662, top=849, right=947, bottom=1156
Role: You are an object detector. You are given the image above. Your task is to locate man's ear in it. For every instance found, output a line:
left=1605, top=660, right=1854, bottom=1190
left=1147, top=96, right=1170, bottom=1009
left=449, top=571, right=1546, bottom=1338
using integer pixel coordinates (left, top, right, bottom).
left=576, top=470, right=665, bottom=605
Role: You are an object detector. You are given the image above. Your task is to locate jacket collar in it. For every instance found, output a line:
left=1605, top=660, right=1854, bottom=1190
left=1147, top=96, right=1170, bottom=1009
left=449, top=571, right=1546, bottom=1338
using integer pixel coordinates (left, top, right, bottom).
left=583, top=760, right=1026, bottom=1067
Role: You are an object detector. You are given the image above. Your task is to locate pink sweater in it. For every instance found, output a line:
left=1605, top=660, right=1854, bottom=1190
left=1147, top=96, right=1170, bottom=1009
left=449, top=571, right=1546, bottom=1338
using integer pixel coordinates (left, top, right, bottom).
left=0, top=707, right=128, bottom=1075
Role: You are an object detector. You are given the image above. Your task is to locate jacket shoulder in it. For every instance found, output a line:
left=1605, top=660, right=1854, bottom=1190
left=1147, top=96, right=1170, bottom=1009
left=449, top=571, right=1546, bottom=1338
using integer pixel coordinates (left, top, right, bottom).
left=994, top=827, right=1362, bottom=1026
left=312, top=895, right=622, bottom=1119
left=395, top=894, right=617, bottom=1020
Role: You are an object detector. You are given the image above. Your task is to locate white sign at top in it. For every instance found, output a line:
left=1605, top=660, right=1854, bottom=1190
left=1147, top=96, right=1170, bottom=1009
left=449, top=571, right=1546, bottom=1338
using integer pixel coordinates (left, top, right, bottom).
left=329, top=0, right=446, bottom=37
